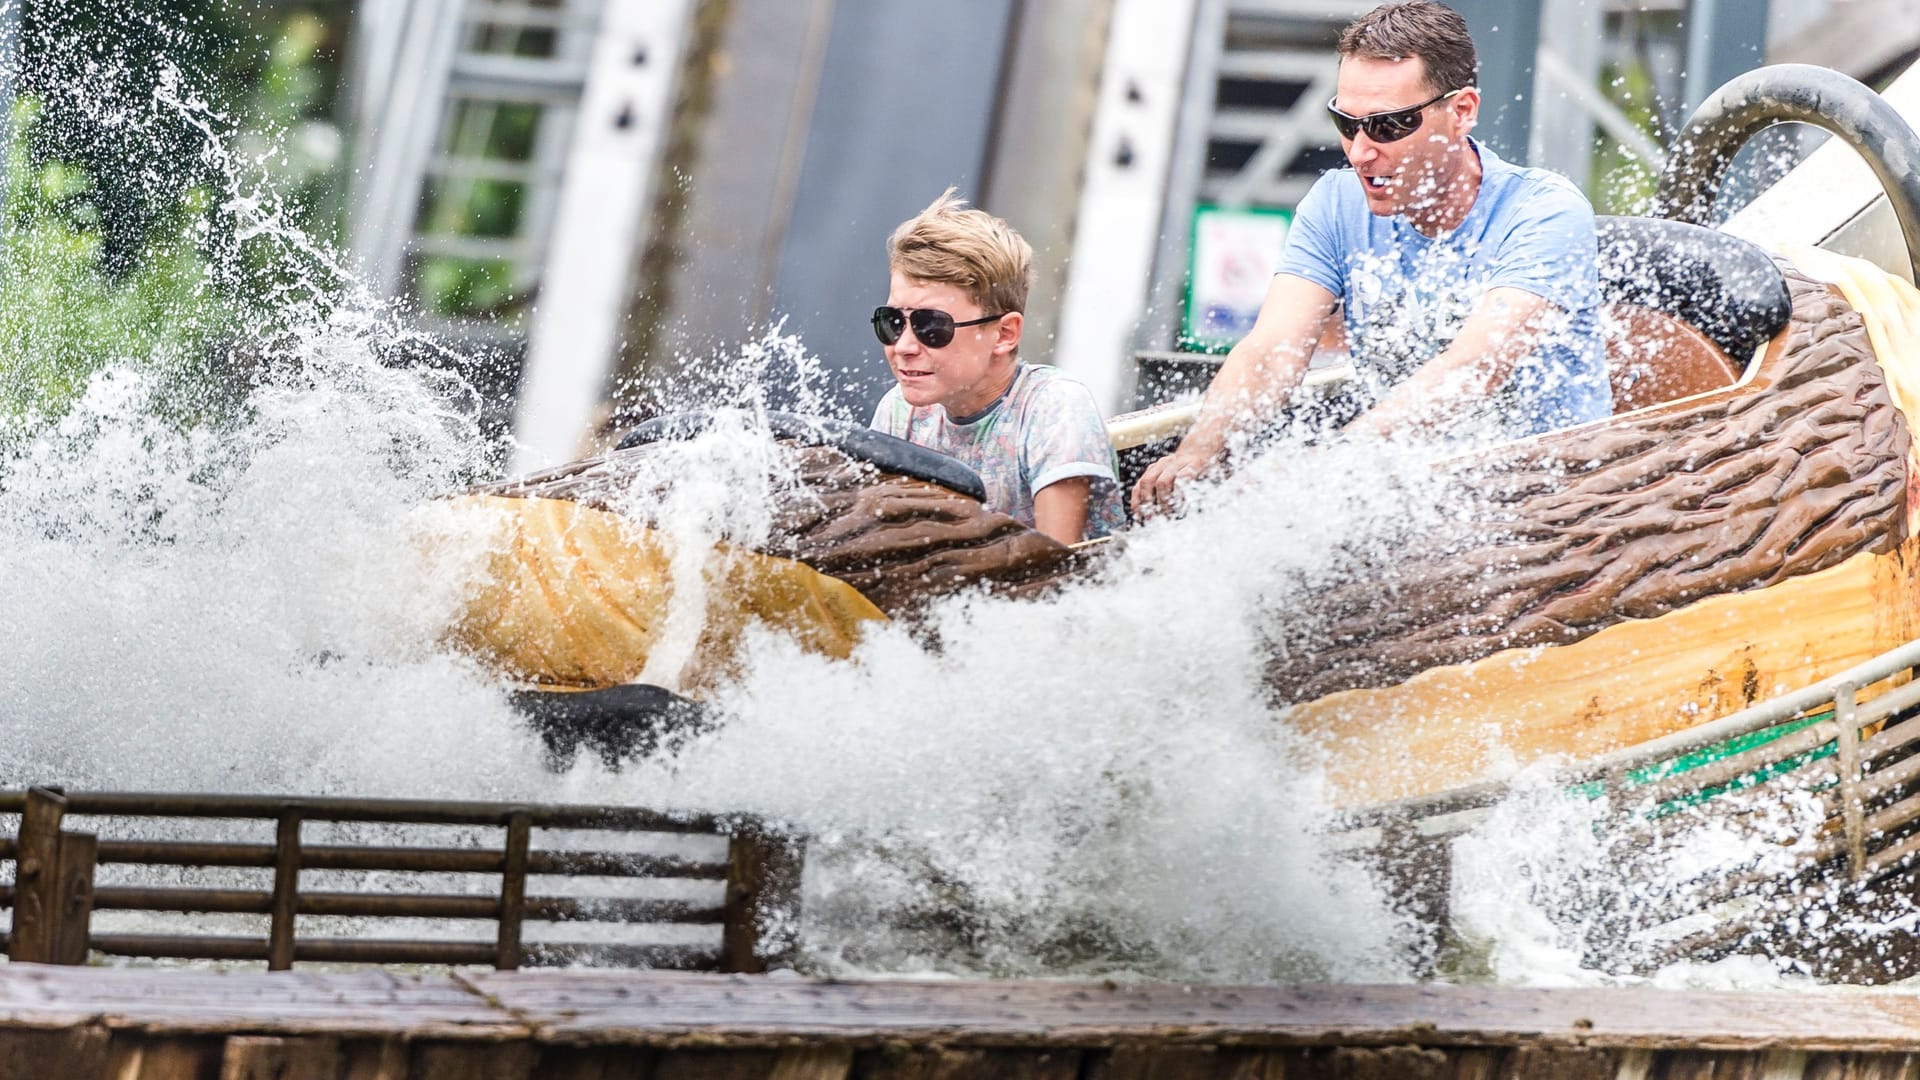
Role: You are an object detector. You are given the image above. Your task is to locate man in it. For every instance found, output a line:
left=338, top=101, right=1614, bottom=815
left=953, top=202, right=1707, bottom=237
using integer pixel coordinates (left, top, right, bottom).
left=1133, top=0, right=1610, bottom=515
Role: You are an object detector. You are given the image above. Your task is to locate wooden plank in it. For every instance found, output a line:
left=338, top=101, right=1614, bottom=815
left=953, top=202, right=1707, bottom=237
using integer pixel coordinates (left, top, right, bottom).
left=652, top=1051, right=777, bottom=1080
left=723, top=826, right=802, bottom=973
left=31, top=968, right=1920, bottom=1063
left=9, top=788, right=66, bottom=963
left=498, top=811, right=531, bottom=971
left=0, top=965, right=519, bottom=1038
left=476, top=973, right=1920, bottom=1052
left=1088, top=1046, right=1280, bottom=1079
left=770, top=1048, right=855, bottom=1080
left=52, top=830, right=97, bottom=966
left=1443, top=1048, right=1499, bottom=1080
left=1757, top=1050, right=1811, bottom=1080
left=853, top=1047, right=1082, bottom=1080
left=413, top=1040, right=539, bottom=1079
left=653, top=1047, right=851, bottom=1080
left=221, top=1035, right=342, bottom=1080
left=0, top=1026, right=111, bottom=1080
left=1806, top=1053, right=1920, bottom=1079
left=341, top=1039, right=411, bottom=1080
left=1655, top=1049, right=1769, bottom=1079
left=1246, top=1046, right=1455, bottom=1079
left=2, top=791, right=719, bottom=833
left=107, top=1035, right=226, bottom=1080
left=1499, top=1047, right=1618, bottom=1080
left=1319, top=1046, right=1453, bottom=1080
left=530, top=1046, right=655, bottom=1080
left=1216, top=1052, right=1286, bottom=1080
left=270, top=810, right=302, bottom=971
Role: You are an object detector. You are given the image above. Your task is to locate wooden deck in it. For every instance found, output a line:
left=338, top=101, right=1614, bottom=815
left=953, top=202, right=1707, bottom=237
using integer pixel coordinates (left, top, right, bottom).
left=8, top=964, right=1920, bottom=1078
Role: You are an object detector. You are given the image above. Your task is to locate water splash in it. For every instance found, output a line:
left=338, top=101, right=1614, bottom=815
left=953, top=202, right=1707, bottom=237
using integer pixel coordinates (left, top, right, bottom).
left=0, top=9, right=1433, bottom=979
left=0, top=4, right=1878, bottom=989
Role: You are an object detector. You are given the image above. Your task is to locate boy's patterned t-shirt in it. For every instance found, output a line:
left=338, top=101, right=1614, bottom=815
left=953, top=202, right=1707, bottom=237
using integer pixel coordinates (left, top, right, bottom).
left=870, top=364, right=1127, bottom=539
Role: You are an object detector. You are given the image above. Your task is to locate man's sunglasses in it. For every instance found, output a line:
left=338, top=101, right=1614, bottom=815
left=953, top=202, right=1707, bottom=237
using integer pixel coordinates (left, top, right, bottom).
left=871, top=306, right=1006, bottom=349
left=1327, top=88, right=1464, bottom=144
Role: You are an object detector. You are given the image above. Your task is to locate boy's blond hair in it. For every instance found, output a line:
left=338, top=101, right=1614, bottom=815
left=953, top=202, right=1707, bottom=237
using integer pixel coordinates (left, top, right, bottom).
left=886, top=188, right=1032, bottom=316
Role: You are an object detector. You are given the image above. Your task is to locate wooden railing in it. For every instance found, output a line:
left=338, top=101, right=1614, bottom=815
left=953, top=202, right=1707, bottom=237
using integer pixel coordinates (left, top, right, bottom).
left=0, top=789, right=801, bottom=971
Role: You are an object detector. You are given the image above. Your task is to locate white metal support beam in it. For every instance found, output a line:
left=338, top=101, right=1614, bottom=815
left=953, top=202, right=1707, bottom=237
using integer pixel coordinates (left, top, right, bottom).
left=1528, top=0, right=1608, bottom=182
left=346, top=0, right=468, bottom=298
left=1534, top=47, right=1668, bottom=172
left=510, top=0, right=695, bottom=470
left=1051, top=0, right=1201, bottom=414
left=1769, top=0, right=1920, bottom=81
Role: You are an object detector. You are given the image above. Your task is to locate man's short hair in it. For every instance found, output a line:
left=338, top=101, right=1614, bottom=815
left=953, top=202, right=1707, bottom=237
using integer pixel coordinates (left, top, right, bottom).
left=1338, top=1, right=1479, bottom=98
left=886, top=188, right=1032, bottom=316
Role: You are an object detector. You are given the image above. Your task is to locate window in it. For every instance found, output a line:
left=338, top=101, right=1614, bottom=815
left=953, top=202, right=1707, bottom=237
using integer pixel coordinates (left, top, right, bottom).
left=403, top=0, right=602, bottom=325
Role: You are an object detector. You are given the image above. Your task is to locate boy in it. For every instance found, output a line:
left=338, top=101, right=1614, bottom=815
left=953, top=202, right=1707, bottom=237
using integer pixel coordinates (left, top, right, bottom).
left=869, top=189, right=1125, bottom=545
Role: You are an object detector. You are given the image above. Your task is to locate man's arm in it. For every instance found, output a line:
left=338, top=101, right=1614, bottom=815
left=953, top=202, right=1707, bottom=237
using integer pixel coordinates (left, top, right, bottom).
left=1033, top=477, right=1093, bottom=545
left=1353, top=178, right=1601, bottom=439
left=1344, top=286, right=1557, bottom=438
left=1131, top=273, right=1338, bottom=515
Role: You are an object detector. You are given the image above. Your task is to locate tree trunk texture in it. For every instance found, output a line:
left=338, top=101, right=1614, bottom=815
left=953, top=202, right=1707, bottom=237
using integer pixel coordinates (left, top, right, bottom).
left=470, top=445, right=1089, bottom=618
left=1267, top=259, right=1910, bottom=704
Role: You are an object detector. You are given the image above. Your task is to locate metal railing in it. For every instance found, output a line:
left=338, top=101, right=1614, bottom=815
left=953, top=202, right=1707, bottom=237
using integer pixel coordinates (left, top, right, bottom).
left=0, top=789, right=800, bottom=972
left=1346, top=637, right=1920, bottom=972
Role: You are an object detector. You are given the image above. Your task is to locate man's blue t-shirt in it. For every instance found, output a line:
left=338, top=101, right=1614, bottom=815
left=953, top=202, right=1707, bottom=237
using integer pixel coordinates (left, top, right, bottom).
left=1274, top=139, right=1611, bottom=439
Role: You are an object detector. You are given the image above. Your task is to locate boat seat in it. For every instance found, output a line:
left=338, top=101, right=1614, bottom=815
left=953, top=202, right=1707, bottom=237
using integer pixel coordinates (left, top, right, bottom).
left=617, top=410, right=988, bottom=503
left=1595, top=216, right=1792, bottom=413
left=1601, top=303, right=1746, bottom=413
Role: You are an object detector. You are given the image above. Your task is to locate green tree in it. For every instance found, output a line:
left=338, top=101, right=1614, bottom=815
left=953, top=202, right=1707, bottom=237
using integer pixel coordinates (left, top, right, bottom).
left=0, top=2, right=355, bottom=425
left=0, top=99, right=235, bottom=420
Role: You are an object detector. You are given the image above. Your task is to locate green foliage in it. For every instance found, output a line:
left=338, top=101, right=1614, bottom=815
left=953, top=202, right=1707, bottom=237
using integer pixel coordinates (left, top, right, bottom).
left=410, top=100, right=545, bottom=321
left=17, top=0, right=352, bottom=269
left=243, top=8, right=352, bottom=243
left=1590, top=59, right=1665, bottom=215
left=0, top=3, right=357, bottom=426
left=414, top=256, right=522, bottom=321
left=0, top=98, right=235, bottom=421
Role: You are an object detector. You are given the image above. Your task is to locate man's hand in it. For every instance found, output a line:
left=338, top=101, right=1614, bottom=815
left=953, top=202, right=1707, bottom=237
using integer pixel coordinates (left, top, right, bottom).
left=1348, top=287, right=1558, bottom=438
left=1130, top=275, right=1336, bottom=519
left=1131, top=444, right=1219, bottom=518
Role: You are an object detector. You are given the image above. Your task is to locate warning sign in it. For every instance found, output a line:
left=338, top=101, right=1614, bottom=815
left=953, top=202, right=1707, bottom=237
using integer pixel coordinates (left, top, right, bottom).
left=1183, top=205, right=1293, bottom=351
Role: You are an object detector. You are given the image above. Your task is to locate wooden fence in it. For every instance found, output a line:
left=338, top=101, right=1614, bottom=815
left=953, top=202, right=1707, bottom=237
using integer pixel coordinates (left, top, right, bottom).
left=0, top=788, right=800, bottom=972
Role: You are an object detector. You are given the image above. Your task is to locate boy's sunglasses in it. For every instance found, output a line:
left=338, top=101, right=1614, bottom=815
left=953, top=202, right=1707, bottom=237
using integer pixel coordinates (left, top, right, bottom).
left=871, top=306, right=1006, bottom=349
left=1327, top=88, right=1464, bottom=144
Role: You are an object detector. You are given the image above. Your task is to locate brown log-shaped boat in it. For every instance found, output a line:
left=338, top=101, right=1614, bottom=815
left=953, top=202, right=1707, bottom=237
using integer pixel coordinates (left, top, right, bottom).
left=1289, top=242, right=1920, bottom=805
left=431, top=65, right=1920, bottom=808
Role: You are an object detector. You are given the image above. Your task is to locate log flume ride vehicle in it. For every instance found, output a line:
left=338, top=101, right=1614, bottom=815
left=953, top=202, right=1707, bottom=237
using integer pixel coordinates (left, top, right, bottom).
left=434, top=65, right=1920, bottom=976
